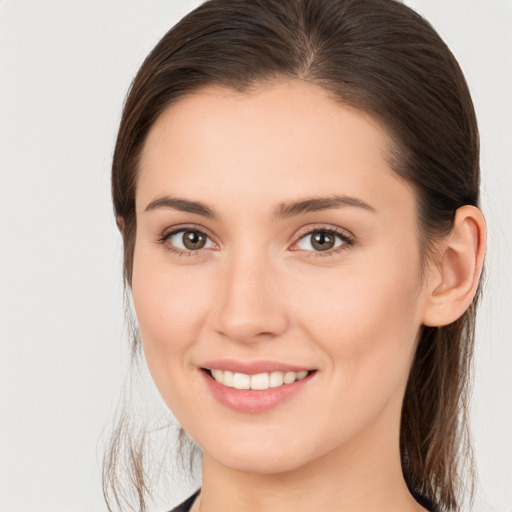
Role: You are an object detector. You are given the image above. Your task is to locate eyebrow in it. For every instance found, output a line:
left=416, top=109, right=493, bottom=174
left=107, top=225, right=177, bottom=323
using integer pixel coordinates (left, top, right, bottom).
left=273, top=195, right=376, bottom=219
left=144, top=194, right=376, bottom=219
left=145, top=197, right=216, bottom=217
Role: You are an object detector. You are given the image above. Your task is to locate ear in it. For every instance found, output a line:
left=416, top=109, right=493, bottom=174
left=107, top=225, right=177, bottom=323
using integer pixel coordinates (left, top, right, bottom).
left=116, top=215, right=125, bottom=233
left=422, top=205, right=486, bottom=327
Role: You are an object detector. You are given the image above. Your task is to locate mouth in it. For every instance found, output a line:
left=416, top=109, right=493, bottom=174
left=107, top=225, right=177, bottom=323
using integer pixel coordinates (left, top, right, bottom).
left=202, top=368, right=313, bottom=390
left=200, top=368, right=317, bottom=414
left=198, top=358, right=317, bottom=413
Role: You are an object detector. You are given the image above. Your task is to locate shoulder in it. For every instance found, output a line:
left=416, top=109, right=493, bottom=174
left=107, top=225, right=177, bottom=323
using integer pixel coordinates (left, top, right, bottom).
left=168, top=489, right=201, bottom=512
left=168, top=488, right=442, bottom=512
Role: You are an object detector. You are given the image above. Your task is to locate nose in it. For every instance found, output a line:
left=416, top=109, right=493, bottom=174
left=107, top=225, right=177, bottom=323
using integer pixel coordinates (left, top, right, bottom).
left=212, top=251, right=289, bottom=344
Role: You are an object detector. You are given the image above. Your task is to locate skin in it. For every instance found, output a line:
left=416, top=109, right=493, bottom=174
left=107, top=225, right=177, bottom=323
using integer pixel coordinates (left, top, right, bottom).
left=131, top=80, right=484, bottom=512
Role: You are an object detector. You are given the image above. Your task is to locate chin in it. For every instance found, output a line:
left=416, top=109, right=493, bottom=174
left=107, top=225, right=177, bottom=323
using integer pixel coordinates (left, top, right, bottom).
left=194, top=427, right=321, bottom=475
left=214, top=448, right=306, bottom=475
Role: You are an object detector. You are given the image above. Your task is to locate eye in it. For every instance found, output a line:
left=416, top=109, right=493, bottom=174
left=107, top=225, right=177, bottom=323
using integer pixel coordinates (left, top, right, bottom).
left=159, top=227, right=215, bottom=256
left=294, top=227, right=353, bottom=255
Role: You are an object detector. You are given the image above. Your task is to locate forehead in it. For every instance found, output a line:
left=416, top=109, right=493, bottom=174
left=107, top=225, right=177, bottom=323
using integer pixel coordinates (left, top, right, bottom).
left=136, top=80, right=413, bottom=217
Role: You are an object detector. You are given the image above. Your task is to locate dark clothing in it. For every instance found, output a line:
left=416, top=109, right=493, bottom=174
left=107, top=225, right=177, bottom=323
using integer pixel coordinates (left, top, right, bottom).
left=411, top=489, right=439, bottom=511
left=169, top=489, right=201, bottom=512
left=169, top=488, right=439, bottom=511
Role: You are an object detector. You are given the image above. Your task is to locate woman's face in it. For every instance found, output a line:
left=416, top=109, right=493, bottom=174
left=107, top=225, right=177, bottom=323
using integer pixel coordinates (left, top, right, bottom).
left=132, top=80, right=431, bottom=475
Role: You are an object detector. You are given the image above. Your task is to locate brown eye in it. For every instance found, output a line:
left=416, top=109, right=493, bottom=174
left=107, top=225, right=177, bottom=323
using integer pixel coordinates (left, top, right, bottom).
left=182, top=230, right=206, bottom=250
left=166, top=229, right=214, bottom=252
left=295, top=228, right=350, bottom=253
left=311, top=231, right=335, bottom=251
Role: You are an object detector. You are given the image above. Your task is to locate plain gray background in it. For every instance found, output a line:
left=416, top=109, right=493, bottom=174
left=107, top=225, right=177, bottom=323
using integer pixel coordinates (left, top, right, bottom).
left=1, top=1, right=511, bottom=511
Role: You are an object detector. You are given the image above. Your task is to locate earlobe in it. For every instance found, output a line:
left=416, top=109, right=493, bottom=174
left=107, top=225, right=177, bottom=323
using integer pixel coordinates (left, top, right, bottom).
left=422, top=205, right=486, bottom=327
left=116, top=215, right=125, bottom=233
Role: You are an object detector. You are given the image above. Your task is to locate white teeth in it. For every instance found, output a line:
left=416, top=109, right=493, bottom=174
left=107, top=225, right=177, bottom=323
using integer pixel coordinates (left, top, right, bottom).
left=250, top=372, right=269, bottom=390
left=223, top=370, right=234, bottom=387
left=209, top=369, right=310, bottom=390
left=283, top=371, right=296, bottom=384
left=269, top=371, right=284, bottom=387
left=233, top=372, right=250, bottom=389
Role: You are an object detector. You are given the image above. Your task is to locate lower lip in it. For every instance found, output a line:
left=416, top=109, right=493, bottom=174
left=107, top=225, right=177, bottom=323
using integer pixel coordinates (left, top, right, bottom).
left=201, top=370, right=315, bottom=414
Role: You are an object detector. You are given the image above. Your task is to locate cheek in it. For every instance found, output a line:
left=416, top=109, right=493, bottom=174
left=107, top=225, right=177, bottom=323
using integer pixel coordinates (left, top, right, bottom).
left=294, top=250, right=424, bottom=390
left=279, top=253, right=424, bottom=454
left=131, top=242, right=215, bottom=388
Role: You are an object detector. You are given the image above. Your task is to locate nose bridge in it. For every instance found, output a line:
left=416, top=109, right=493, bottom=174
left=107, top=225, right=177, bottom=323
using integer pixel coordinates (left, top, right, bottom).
left=213, top=244, right=288, bottom=342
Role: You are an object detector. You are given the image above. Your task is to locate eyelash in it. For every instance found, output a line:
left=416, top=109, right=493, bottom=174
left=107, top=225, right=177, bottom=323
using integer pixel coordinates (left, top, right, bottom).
left=157, top=224, right=213, bottom=258
left=157, top=224, right=355, bottom=258
left=294, top=226, right=355, bottom=258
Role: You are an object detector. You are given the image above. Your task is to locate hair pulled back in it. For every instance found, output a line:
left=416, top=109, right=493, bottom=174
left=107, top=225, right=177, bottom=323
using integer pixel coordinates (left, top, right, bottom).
left=106, top=1, right=481, bottom=511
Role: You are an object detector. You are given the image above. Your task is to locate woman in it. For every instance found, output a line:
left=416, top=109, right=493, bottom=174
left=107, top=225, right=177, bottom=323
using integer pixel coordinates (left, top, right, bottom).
left=104, top=0, right=486, bottom=511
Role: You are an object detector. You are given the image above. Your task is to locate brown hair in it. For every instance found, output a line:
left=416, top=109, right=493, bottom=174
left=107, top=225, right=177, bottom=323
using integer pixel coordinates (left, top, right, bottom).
left=105, top=0, right=481, bottom=510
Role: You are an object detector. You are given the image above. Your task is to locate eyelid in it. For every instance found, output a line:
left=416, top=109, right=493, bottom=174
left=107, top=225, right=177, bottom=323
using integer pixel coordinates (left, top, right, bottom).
left=289, top=224, right=355, bottom=255
left=157, top=223, right=355, bottom=258
left=159, top=223, right=217, bottom=242
left=293, top=223, right=354, bottom=241
left=157, top=223, right=219, bottom=256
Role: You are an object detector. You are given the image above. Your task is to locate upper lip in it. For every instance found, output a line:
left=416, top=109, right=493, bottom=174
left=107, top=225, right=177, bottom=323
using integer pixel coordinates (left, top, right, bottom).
left=201, top=359, right=315, bottom=375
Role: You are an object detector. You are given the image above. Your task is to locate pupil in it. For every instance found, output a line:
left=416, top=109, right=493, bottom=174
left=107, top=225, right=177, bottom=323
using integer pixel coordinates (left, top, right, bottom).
left=183, top=230, right=206, bottom=250
left=312, top=232, right=334, bottom=251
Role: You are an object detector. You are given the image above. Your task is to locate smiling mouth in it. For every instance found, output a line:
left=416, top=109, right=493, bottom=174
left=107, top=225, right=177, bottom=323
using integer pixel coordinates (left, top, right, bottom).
left=203, top=368, right=314, bottom=390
